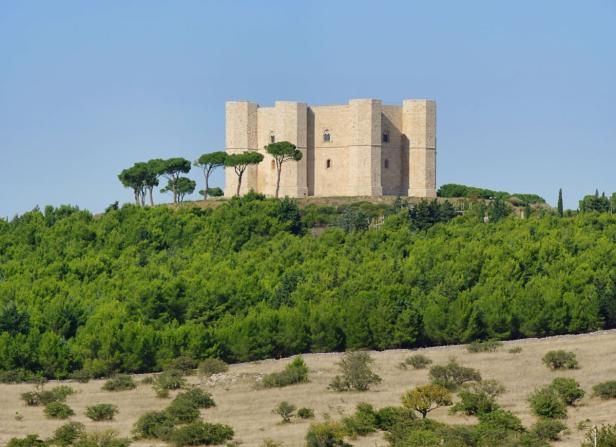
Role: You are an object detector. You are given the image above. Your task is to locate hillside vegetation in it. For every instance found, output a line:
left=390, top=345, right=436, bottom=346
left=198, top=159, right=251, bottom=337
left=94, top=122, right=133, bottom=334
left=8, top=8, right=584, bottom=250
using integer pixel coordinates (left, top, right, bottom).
left=1, top=196, right=616, bottom=379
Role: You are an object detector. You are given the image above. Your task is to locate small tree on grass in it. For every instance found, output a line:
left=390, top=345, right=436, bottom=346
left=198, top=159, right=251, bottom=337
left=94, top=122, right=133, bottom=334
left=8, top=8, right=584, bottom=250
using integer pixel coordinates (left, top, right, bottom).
left=401, top=384, right=452, bottom=418
left=305, top=421, right=347, bottom=447
left=529, top=386, right=567, bottom=419
left=261, top=356, right=309, bottom=388
left=85, top=403, right=119, bottom=421
left=265, top=141, right=303, bottom=198
left=542, top=350, right=578, bottom=370
left=102, top=374, right=136, bottom=392
left=593, top=380, right=616, bottom=400
left=194, top=151, right=227, bottom=199
left=273, top=401, right=296, bottom=423
left=428, top=359, right=481, bottom=390
left=549, top=377, right=584, bottom=405
left=329, top=351, right=381, bottom=392
left=225, top=151, right=264, bottom=197
left=44, top=402, right=74, bottom=419
left=532, top=418, right=567, bottom=441
left=450, top=380, right=505, bottom=416
left=400, top=354, right=432, bottom=370
left=199, top=358, right=228, bottom=378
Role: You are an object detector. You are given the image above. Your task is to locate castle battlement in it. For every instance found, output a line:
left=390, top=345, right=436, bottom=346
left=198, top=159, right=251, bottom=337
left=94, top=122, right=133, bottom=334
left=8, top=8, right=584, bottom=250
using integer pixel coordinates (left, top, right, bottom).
left=224, top=98, right=436, bottom=198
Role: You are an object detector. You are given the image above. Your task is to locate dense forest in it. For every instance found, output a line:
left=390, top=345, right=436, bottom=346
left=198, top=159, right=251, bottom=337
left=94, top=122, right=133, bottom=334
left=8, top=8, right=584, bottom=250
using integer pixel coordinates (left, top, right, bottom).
left=1, top=195, right=616, bottom=380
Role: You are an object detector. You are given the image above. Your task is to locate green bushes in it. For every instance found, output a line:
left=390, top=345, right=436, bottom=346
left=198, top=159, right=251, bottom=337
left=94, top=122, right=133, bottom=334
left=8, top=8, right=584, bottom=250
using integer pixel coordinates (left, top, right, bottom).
left=66, top=430, right=131, bottom=447
left=542, top=350, right=578, bottom=370
left=329, top=351, right=381, bottom=392
left=402, top=384, right=452, bottom=418
left=102, top=374, right=136, bottom=391
left=593, top=380, right=616, bottom=399
left=198, top=358, right=228, bottom=377
left=154, top=369, right=186, bottom=396
left=166, top=356, right=197, bottom=375
left=528, top=387, right=567, bottom=419
left=466, top=340, right=503, bottom=353
left=133, top=410, right=177, bottom=439
left=450, top=380, right=505, bottom=415
left=261, top=356, right=309, bottom=388
left=532, top=418, right=567, bottom=441
left=399, top=354, right=432, bottom=369
left=342, top=403, right=378, bottom=438
left=428, top=359, right=481, bottom=390
left=21, top=385, right=74, bottom=406
left=173, top=388, right=215, bottom=408
left=305, top=421, right=347, bottom=447
left=85, top=404, right=119, bottom=421
left=549, top=377, right=584, bottom=405
left=297, top=407, right=315, bottom=419
left=44, top=402, right=74, bottom=419
left=6, top=435, right=48, bottom=447
left=273, top=401, right=296, bottom=423
left=52, top=422, right=85, bottom=446
left=167, top=421, right=234, bottom=447
left=375, top=406, right=416, bottom=431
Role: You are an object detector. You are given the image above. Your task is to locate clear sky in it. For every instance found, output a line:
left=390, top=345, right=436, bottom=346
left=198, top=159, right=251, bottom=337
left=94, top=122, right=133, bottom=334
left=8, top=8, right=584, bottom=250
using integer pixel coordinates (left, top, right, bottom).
left=1, top=0, right=615, bottom=216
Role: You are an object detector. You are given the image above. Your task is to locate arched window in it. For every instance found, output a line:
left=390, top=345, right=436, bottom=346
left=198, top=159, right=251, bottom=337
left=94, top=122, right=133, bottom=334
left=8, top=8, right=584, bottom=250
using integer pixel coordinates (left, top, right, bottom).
left=326, top=159, right=331, bottom=169
left=382, top=130, right=390, bottom=144
left=271, top=160, right=275, bottom=170
left=269, top=132, right=275, bottom=144
left=323, top=129, right=331, bottom=142
left=384, top=159, right=389, bottom=169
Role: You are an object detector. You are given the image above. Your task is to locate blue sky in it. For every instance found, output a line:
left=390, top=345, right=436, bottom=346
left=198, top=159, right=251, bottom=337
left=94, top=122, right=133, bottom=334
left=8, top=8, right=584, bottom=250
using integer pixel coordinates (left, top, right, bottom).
left=1, top=0, right=615, bottom=216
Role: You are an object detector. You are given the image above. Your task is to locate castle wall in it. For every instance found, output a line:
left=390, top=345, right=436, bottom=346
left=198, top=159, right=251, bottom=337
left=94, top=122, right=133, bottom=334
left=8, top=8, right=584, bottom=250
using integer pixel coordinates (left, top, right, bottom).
left=224, top=98, right=436, bottom=198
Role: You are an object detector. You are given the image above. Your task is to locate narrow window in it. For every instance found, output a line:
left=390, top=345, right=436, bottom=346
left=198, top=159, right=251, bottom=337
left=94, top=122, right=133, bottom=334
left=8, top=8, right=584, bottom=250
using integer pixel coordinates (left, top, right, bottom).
left=323, top=129, right=331, bottom=142
left=326, top=159, right=331, bottom=169
left=382, top=130, right=390, bottom=144
left=270, top=132, right=275, bottom=144
left=384, top=159, right=389, bottom=169
left=271, top=160, right=275, bottom=170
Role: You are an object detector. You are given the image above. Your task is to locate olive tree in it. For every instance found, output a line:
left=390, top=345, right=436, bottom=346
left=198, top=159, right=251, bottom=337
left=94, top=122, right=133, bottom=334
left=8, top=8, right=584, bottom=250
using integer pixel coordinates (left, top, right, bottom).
left=401, top=384, right=452, bottom=418
left=265, top=141, right=303, bottom=198
left=224, top=151, right=264, bottom=197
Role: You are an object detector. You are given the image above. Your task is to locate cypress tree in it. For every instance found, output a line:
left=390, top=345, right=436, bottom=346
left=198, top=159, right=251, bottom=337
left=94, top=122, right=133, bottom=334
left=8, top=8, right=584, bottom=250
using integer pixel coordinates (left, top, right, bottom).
left=557, top=189, right=563, bottom=217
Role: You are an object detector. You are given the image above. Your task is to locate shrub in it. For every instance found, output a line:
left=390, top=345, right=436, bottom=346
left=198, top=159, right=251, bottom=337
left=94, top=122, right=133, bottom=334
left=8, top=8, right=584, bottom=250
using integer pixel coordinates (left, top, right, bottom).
left=532, top=418, right=567, bottom=441
left=581, top=424, right=616, bottom=447
left=44, top=401, right=75, bottom=419
left=273, top=401, right=296, bottom=423
left=154, top=369, right=186, bottom=392
left=477, top=409, right=524, bottom=432
left=375, top=406, right=416, bottom=431
left=85, top=403, right=119, bottom=421
left=199, top=358, right=229, bottom=377
left=593, top=380, right=616, bottom=400
left=133, top=410, right=176, bottom=440
left=166, top=356, right=197, bottom=375
left=168, top=421, right=234, bottom=446
left=305, top=421, right=347, bottom=447
left=508, top=346, right=522, bottom=354
left=342, top=403, right=378, bottom=438
left=529, top=386, right=567, bottom=419
left=466, top=340, right=503, bottom=353
left=542, top=350, right=578, bottom=370
left=70, top=430, right=131, bottom=447
left=102, top=374, right=136, bottom=391
left=173, top=387, right=216, bottom=408
left=21, top=385, right=74, bottom=406
left=69, top=369, right=92, bottom=383
left=549, top=377, right=584, bottom=405
left=49, top=385, right=75, bottom=401
left=261, top=356, right=309, bottom=388
left=328, top=351, right=381, bottom=392
left=400, top=354, right=432, bottom=369
left=402, top=384, right=453, bottom=418
left=52, top=422, right=86, bottom=447
left=428, top=359, right=481, bottom=390
left=167, top=399, right=200, bottom=424
left=6, top=435, right=48, bottom=447
left=297, top=407, right=315, bottom=419
left=21, top=391, right=41, bottom=406
left=450, top=388, right=499, bottom=416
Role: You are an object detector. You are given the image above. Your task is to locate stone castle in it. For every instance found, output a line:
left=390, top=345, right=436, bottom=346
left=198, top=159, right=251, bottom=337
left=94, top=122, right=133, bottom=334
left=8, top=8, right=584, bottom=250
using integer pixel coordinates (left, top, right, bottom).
left=224, top=98, right=436, bottom=198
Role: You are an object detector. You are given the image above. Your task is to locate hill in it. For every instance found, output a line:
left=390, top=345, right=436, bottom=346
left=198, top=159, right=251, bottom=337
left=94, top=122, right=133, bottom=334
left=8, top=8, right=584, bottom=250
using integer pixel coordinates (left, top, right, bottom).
left=2, top=330, right=616, bottom=446
left=1, top=196, right=616, bottom=380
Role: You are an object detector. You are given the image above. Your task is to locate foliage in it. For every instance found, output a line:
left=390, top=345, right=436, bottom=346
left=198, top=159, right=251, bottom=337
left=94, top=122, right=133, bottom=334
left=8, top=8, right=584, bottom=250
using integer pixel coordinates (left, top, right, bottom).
left=374, top=406, right=416, bottom=431
left=581, top=424, right=616, bottom=447
left=53, top=422, right=86, bottom=446
left=261, top=356, right=309, bottom=388
left=542, top=350, right=578, bottom=370
left=167, top=421, right=234, bottom=446
left=154, top=369, right=186, bottom=392
left=466, top=339, right=502, bottom=353
left=166, top=356, right=197, bottom=375
left=428, top=359, right=481, bottom=390
left=579, top=191, right=610, bottom=213
left=437, top=183, right=546, bottom=204
left=102, top=374, right=136, bottom=391
left=225, top=151, right=264, bottom=196
left=450, top=380, right=504, bottom=415
left=549, top=377, right=584, bottom=405
left=305, top=421, right=348, bottom=447
left=133, top=410, right=176, bottom=440
left=44, top=401, right=75, bottom=419
left=400, top=354, right=432, bottom=369
left=297, top=407, right=315, bottom=419
left=199, top=358, right=228, bottom=377
left=532, top=418, right=567, bottom=441
left=21, top=385, right=74, bottom=406
left=273, top=401, right=295, bottom=423
left=194, top=152, right=227, bottom=200
left=401, top=384, right=452, bottom=418
left=341, top=403, right=378, bottom=438
left=173, top=387, right=215, bottom=408
left=265, top=141, right=303, bottom=198
left=6, top=435, right=48, bottom=447
left=528, top=386, right=567, bottom=419
left=85, top=404, right=119, bottom=421
left=329, top=351, right=381, bottom=392
left=592, top=380, right=616, bottom=399
left=162, top=177, right=196, bottom=202
left=70, top=430, right=131, bottom=447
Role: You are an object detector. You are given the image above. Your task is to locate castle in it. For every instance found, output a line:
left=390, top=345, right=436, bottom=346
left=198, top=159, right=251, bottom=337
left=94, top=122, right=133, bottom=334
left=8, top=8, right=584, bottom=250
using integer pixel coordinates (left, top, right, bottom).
left=224, top=98, right=436, bottom=198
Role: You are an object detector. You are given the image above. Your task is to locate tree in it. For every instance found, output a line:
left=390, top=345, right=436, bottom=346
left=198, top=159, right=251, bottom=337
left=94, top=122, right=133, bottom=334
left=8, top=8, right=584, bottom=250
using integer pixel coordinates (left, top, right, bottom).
left=160, top=158, right=192, bottom=203
left=162, top=177, right=195, bottom=202
left=118, top=161, right=161, bottom=206
left=401, top=384, right=452, bottom=418
left=273, top=401, right=296, bottom=423
left=194, top=152, right=227, bottom=200
left=329, top=351, right=381, bottom=392
left=557, top=189, right=563, bottom=217
left=224, top=151, right=264, bottom=197
left=265, top=141, right=303, bottom=198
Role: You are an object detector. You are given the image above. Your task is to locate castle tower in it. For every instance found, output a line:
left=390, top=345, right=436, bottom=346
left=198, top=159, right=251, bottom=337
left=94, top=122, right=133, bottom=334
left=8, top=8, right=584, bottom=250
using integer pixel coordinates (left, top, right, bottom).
left=272, top=101, right=308, bottom=197
left=347, top=99, right=383, bottom=196
left=402, top=100, right=437, bottom=198
left=224, top=101, right=258, bottom=197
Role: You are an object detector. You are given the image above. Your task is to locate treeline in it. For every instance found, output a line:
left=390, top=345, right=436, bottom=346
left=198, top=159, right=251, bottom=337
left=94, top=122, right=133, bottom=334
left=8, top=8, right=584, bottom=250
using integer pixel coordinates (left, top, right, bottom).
left=1, top=196, right=616, bottom=379
left=437, top=183, right=545, bottom=205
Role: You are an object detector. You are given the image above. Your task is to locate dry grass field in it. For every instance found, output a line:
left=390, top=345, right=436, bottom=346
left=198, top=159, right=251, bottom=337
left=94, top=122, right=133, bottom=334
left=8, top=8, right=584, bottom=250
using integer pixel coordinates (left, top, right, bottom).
left=2, top=330, right=616, bottom=447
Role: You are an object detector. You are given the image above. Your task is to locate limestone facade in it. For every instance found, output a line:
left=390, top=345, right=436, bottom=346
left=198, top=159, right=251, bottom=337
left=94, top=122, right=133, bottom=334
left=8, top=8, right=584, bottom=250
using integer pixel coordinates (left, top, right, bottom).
left=224, top=98, right=436, bottom=198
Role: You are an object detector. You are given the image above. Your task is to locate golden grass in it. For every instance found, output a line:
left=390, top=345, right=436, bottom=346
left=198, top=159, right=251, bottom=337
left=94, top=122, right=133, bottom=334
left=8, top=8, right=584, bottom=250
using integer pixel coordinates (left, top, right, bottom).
left=2, top=330, right=616, bottom=446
